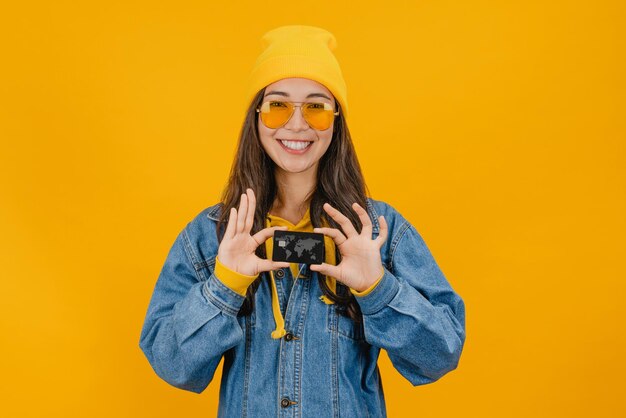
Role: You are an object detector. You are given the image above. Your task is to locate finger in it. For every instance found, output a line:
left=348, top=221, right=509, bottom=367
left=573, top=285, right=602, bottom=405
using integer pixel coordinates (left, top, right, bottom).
left=374, top=215, right=389, bottom=247
left=352, top=202, right=372, bottom=236
left=323, top=203, right=358, bottom=238
left=244, top=188, right=255, bottom=233
left=313, top=227, right=347, bottom=246
left=257, top=259, right=291, bottom=272
left=236, top=193, right=247, bottom=234
left=251, top=226, right=289, bottom=247
left=224, top=207, right=237, bottom=240
left=309, top=262, right=342, bottom=279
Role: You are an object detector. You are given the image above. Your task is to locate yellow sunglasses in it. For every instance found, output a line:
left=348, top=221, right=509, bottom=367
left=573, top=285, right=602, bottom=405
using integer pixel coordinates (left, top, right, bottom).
left=256, top=100, right=339, bottom=131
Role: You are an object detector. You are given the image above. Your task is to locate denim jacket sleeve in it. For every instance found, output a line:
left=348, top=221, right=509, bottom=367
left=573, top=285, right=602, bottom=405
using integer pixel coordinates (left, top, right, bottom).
left=138, top=226, right=246, bottom=394
left=353, top=217, right=466, bottom=386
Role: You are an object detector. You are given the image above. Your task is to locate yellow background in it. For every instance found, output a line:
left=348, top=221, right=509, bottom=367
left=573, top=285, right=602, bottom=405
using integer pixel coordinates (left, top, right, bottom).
left=1, top=1, right=624, bottom=417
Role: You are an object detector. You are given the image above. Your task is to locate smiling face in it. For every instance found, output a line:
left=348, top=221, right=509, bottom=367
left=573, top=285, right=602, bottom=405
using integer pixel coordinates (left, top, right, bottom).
left=257, top=77, right=336, bottom=175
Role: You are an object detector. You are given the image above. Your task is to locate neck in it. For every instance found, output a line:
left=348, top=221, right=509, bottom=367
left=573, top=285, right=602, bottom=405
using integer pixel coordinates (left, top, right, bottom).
left=271, top=165, right=317, bottom=219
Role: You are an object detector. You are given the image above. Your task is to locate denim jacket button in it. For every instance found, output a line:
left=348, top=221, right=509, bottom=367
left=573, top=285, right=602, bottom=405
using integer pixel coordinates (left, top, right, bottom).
left=280, top=397, right=291, bottom=408
left=276, top=269, right=285, bottom=278
left=284, top=332, right=293, bottom=341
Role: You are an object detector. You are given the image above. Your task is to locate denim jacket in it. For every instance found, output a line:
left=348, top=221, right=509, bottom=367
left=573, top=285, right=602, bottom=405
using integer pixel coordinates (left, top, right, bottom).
left=139, top=198, right=466, bottom=417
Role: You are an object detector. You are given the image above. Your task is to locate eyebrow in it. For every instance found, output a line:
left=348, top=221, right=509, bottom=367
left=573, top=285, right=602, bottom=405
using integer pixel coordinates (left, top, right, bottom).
left=264, top=90, right=332, bottom=101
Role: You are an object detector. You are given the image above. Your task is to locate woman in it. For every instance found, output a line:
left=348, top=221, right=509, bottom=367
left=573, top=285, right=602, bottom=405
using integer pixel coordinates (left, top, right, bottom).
left=139, top=25, right=466, bottom=417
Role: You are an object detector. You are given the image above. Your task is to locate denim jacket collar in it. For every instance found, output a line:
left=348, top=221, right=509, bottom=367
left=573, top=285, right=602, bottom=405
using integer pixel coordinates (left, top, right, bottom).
left=206, top=197, right=381, bottom=234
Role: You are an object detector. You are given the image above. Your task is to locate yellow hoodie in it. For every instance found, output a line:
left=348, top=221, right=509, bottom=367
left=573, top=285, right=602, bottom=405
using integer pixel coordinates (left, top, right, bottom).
left=214, top=207, right=383, bottom=339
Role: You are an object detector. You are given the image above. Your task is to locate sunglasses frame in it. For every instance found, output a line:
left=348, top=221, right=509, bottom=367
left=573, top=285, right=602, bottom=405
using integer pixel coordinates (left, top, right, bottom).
left=256, top=100, right=340, bottom=130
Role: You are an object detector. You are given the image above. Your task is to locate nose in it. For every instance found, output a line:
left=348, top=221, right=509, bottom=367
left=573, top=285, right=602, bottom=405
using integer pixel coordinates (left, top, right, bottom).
left=283, top=105, right=309, bottom=132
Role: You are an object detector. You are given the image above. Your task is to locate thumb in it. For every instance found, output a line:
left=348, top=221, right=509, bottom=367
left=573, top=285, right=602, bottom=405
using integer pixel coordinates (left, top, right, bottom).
left=257, top=259, right=290, bottom=273
left=309, top=262, right=341, bottom=279
left=252, top=225, right=288, bottom=246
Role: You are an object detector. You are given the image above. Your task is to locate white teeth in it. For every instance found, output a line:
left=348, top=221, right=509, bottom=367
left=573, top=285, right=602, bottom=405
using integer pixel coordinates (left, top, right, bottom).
left=280, top=140, right=312, bottom=150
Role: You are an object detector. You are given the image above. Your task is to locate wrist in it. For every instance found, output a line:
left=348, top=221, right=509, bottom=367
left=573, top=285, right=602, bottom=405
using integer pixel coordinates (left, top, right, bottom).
left=350, top=266, right=385, bottom=294
left=214, top=256, right=258, bottom=296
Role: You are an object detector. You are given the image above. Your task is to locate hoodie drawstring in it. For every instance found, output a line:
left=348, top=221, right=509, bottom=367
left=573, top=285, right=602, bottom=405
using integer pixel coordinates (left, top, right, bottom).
left=265, top=211, right=338, bottom=339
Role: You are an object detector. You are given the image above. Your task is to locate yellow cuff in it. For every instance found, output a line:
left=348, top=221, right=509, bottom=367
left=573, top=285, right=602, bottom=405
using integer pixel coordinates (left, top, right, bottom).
left=350, top=268, right=384, bottom=297
left=214, top=257, right=258, bottom=296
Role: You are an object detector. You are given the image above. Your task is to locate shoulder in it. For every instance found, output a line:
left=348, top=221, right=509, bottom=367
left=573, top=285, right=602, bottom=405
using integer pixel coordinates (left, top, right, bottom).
left=366, top=198, right=439, bottom=276
left=183, top=201, right=222, bottom=233
left=365, top=197, right=420, bottom=266
left=365, top=197, right=411, bottom=235
left=174, top=202, right=224, bottom=267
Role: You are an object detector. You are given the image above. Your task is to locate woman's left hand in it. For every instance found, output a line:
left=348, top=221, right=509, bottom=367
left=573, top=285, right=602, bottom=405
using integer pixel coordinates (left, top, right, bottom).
left=310, top=202, right=388, bottom=292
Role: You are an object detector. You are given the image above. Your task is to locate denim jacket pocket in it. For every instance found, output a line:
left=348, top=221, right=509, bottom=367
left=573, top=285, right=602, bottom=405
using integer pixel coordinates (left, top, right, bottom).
left=327, top=304, right=365, bottom=342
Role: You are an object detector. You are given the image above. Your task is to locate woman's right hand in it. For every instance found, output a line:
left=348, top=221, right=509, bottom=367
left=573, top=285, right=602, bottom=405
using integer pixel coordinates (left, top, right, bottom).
left=217, top=188, right=291, bottom=277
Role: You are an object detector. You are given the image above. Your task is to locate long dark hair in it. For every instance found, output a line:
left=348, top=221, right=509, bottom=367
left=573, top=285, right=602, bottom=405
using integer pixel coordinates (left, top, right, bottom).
left=216, top=87, right=371, bottom=323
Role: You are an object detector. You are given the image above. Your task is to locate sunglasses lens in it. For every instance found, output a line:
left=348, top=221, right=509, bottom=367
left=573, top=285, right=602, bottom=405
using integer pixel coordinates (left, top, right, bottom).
left=259, top=101, right=336, bottom=130
left=259, top=101, right=292, bottom=128
left=303, top=102, right=335, bottom=130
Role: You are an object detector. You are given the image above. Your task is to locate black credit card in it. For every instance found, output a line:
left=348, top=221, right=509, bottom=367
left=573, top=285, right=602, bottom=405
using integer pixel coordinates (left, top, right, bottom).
left=272, top=230, right=325, bottom=265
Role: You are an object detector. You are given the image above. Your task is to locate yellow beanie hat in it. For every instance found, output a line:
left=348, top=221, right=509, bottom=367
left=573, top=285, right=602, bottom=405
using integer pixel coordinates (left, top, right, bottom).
left=244, top=25, right=348, bottom=119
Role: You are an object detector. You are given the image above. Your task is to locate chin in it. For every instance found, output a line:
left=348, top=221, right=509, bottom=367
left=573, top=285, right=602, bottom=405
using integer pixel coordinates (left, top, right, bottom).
left=278, top=162, right=315, bottom=174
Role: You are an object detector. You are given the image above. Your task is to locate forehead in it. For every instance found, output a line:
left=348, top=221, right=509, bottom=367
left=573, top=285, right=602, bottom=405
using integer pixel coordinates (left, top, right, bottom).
left=264, top=77, right=334, bottom=100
